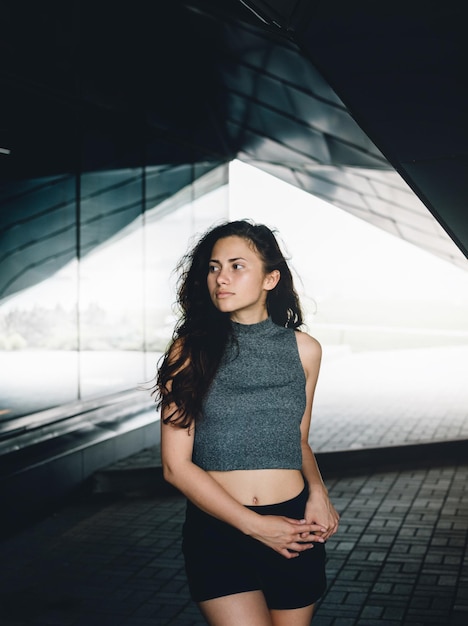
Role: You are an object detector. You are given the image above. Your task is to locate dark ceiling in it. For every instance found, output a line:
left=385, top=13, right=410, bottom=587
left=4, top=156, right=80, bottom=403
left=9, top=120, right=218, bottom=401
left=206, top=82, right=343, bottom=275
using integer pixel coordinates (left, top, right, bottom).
left=1, top=0, right=467, bottom=282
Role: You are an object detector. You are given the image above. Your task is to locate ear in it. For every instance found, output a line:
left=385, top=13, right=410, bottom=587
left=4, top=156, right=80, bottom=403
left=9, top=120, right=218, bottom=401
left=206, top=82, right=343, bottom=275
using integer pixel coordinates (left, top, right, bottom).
left=263, top=269, right=280, bottom=291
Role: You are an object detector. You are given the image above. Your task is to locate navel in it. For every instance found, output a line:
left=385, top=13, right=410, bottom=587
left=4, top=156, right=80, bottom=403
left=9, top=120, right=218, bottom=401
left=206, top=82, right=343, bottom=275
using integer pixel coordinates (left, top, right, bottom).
left=252, top=496, right=259, bottom=505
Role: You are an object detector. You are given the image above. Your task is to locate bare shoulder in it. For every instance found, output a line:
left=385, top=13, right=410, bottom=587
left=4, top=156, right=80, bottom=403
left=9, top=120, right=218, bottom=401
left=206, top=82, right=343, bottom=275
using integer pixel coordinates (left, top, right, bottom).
left=294, top=330, right=322, bottom=379
left=294, top=329, right=322, bottom=361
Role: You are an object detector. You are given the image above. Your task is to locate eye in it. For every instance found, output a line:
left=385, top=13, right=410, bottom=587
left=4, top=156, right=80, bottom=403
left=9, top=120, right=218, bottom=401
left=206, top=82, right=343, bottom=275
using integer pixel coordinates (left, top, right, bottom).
left=232, top=263, right=244, bottom=270
left=208, top=264, right=220, bottom=273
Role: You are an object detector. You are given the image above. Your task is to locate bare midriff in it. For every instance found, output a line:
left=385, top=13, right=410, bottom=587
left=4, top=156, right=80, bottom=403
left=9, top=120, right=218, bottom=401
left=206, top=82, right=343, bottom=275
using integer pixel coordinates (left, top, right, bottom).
left=208, top=468, right=305, bottom=506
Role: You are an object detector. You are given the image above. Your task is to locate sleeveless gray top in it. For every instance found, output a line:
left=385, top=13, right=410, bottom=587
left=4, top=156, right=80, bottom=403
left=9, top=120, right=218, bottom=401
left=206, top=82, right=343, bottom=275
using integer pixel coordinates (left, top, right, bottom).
left=192, top=317, right=306, bottom=471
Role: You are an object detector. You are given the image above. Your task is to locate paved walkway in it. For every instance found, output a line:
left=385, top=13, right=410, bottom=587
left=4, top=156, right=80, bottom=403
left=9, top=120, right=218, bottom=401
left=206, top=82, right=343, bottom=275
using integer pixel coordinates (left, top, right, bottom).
left=311, top=345, right=468, bottom=451
left=0, top=346, right=467, bottom=625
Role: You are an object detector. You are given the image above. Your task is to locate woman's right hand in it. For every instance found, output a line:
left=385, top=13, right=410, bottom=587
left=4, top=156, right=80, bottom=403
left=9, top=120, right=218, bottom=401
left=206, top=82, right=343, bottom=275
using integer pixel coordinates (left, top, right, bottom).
left=249, top=514, right=326, bottom=559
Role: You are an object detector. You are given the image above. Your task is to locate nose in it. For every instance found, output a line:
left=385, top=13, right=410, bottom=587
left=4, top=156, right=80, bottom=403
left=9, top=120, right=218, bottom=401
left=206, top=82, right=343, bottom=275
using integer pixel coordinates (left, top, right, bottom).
left=216, top=267, right=229, bottom=284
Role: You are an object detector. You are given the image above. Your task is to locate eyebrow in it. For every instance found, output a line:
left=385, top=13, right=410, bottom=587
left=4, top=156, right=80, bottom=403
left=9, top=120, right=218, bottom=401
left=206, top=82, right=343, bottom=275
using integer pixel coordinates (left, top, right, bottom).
left=209, top=257, right=247, bottom=264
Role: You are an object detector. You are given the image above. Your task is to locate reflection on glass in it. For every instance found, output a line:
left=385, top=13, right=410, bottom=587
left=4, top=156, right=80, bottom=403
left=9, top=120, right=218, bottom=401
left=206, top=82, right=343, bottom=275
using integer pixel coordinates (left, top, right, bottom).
left=0, top=174, right=78, bottom=420
left=79, top=169, right=145, bottom=399
left=0, top=164, right=229, bottom=421
left=0, top=261, right=79, bottom=419
left=144, top=172, right=229, bottom=384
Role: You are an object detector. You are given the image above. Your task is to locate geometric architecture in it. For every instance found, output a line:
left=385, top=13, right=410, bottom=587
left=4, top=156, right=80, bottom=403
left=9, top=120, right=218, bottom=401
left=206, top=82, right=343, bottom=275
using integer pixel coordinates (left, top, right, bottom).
left=2, top=0, right=467, bottom=300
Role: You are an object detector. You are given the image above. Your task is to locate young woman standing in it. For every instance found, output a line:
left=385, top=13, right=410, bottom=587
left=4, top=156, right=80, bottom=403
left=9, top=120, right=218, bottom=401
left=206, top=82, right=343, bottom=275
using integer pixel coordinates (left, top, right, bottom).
left=156, top=220, right=339, bottom=626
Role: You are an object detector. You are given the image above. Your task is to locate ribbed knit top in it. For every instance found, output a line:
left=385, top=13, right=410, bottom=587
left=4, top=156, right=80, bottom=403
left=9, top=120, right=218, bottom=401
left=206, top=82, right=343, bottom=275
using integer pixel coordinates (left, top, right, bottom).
left=192, top=317, right=306, bottom=471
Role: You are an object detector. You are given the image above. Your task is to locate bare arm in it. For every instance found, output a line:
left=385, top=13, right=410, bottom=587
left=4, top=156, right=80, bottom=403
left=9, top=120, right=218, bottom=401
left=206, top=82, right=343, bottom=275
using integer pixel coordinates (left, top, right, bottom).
left=162, top=417, right=256, bottom=534
left=296, top=332, right=340, bottom=540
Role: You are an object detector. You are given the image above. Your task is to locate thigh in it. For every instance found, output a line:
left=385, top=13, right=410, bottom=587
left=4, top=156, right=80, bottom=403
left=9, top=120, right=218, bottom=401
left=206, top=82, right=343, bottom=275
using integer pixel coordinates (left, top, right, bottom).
left=200, top=590, right=272, bottom=626
left=270, top=604, right=315, bottom=626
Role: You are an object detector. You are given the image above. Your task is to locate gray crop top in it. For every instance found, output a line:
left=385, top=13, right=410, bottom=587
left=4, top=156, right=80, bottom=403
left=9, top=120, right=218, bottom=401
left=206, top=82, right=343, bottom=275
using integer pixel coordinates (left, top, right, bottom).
left=192, top=316, right=306, bottom=471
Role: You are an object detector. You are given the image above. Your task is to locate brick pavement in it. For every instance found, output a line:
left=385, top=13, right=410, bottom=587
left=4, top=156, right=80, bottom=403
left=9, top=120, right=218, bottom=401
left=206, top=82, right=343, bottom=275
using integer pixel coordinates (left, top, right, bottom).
left=0, top=460, right=466, bottom=625
left=311, top=345, right=468, bottom=452
left=0, top=346, right=467, bottom=625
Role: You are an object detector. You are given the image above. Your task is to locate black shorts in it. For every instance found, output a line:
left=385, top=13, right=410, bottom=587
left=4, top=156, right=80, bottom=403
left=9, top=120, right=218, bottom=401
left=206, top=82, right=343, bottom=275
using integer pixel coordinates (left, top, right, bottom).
left=182, top=484, right=327, bottom=610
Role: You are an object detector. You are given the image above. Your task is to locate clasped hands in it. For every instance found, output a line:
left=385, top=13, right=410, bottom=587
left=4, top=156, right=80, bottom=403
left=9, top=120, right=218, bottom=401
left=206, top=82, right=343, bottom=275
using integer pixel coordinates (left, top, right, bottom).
left=250, top=515, right=327, bottom=560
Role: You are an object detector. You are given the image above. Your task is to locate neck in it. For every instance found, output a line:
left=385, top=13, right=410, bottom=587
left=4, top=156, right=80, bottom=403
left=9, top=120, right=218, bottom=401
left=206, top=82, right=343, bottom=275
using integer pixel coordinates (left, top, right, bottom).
left=230, top=310, right=268, bottom=325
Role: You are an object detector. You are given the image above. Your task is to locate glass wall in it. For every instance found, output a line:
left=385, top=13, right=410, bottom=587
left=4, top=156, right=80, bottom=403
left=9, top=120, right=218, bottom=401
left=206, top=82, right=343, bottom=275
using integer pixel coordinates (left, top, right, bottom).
left=0, top=163, right=229, bottom=421
left=0, top=175, right=80, bottom=417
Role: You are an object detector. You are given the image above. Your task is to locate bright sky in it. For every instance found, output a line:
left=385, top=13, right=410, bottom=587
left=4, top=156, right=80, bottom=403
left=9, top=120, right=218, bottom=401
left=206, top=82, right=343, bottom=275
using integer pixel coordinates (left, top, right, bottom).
left=3, top=160, right=468, bottom=327
left=229, top=160, right=468, bottom=305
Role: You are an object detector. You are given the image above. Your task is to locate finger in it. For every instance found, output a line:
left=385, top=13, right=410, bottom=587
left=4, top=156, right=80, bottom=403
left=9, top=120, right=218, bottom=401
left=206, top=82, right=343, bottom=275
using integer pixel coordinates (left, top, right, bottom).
left=279, top=547, right=300, bottom=559
left=294, top=532, right=325, bottom=545
left=290, top=540, right=315, bottom=552
left=302, top=525, right=327, bottom=537
left=287, top=518, right=327, bottom=533
left=321, top=523, right=339, bottom=540
left=298, top=529, right=325, bottom=541
left=287, top=516, right=325, bottom=525
left=301, top=533, right=325, bottom=543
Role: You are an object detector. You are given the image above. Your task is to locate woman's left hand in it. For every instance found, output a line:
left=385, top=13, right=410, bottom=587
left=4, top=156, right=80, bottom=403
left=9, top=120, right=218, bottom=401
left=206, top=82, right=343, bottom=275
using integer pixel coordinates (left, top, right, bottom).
left=302, top=488, right=340, bottom=541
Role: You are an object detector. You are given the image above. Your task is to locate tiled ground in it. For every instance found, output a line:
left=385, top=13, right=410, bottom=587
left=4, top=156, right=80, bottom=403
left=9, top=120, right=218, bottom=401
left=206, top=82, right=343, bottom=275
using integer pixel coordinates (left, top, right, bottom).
left=0, top=460, right=466, bottom=625
left=319, top=464, right=468, bottom=626
left=1, top=346, right=467, bottom=625
left=311, top=345, right=468, bottom=452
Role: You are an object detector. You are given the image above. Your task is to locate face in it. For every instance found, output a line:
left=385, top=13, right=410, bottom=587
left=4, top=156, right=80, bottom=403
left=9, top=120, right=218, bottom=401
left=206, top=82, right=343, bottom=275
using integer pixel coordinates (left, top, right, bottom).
left=207, top=235, right=279, bottom=323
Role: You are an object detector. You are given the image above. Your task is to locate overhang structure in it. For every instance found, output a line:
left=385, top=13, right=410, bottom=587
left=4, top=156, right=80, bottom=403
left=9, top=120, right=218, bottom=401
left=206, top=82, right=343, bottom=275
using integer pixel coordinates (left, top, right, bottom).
left=1, top=0, right=467, bottom=302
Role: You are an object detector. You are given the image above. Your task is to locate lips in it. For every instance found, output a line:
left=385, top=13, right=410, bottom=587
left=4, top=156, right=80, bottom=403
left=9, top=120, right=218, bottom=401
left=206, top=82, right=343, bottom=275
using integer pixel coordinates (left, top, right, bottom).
left=216, top=291, right=233, bottom=298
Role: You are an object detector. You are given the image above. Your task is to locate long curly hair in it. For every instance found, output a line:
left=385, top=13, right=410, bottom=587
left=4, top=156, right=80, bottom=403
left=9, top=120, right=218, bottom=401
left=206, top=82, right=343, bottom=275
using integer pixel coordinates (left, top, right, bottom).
left=155, top=219, right=303, bottom=428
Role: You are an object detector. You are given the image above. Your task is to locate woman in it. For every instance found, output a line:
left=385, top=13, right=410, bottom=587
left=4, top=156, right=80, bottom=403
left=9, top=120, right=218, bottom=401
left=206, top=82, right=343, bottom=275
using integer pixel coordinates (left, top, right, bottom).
left=156, top=220, right=339, bottom=626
